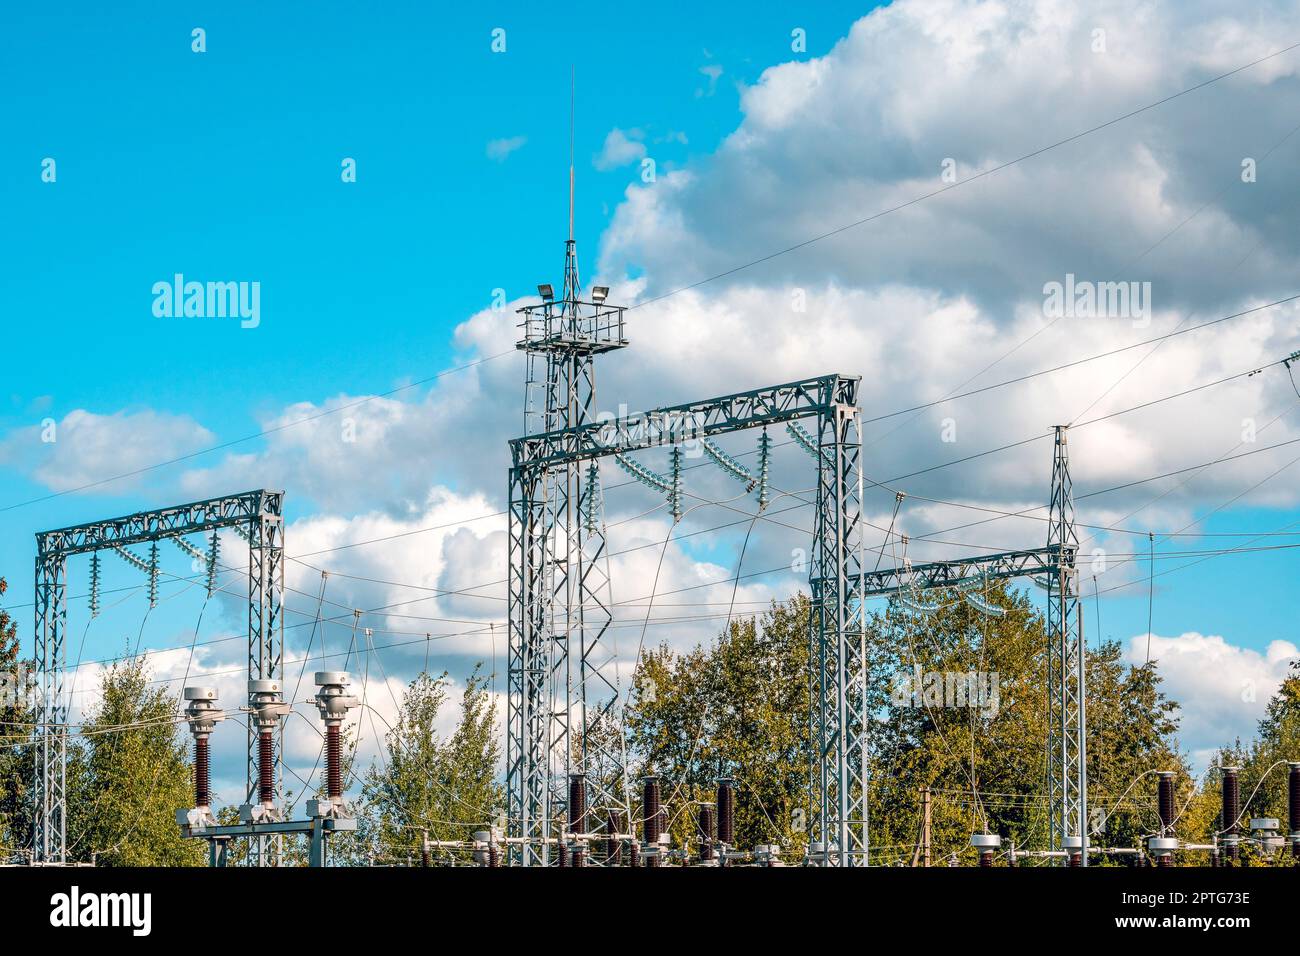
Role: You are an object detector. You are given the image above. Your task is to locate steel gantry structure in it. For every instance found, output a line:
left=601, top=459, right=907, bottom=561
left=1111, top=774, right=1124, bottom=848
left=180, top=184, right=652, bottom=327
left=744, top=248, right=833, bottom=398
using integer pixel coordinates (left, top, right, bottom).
left=851, top=425, right=1086, bottom=861
left=508, top=372, right=868, bottom=865
left=33, top=489, right=284, bottom=864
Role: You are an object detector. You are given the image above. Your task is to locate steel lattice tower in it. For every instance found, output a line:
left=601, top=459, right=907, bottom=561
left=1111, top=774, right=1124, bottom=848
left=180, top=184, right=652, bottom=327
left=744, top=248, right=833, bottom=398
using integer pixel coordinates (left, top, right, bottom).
left=810, top=402, right=868, bottom=865
left=32, top=491, right=284, bottom=865
left=508, top=202, right=628, bottom=864
left=1045, top=425, right=1087, bottom=861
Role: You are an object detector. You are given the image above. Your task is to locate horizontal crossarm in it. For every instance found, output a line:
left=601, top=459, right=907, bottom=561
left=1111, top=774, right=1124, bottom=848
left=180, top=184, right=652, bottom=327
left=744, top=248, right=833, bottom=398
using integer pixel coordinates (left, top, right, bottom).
left=851, top=545, right=1067, bottom=598
left=510, top=374, right=859, bottom=470
left=36, top=490, right=283, bottom=556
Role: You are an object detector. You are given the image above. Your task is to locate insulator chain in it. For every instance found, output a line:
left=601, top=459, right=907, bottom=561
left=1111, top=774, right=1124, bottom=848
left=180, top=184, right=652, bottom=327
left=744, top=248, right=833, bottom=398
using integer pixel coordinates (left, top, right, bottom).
left=88, top=551, right=101, bottom=618
left=669, top=447, right=684, bottom=521
left=205, top=531, right=220, bottom=597
left=617, top=430, right=779, bottom=522
left=147, top=540, right=159, bottom=608
left=582, top=461, right=601, bottom=535
left=112, top=545, right=150, bottom=573
left=614, top=451, right=671, bottom=494
left=786, top=420, right=819, bottom=459
left=701, top=437, right=755, bottom=490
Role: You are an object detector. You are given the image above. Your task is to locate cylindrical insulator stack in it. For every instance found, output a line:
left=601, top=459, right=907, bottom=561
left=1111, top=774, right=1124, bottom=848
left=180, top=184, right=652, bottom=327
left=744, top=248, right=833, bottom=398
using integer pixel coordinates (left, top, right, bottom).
left=194, top=735, right=210, bottom=808
left=1221, top=766, right=1241, bottom=864
left=326, top=726, right=342, bottom=799
left=182, top=687, right=223, bottom=819
left=1158, top=771, right=1175, bottom=834
left=1147, top=769, right=1179, bottom=867
left=642, top=776, right=661, bottom=868
left=605, top=811, right=622, bottom=865
left=558, top=840, right=569, bottom=868
left=314, top=672, right=359, bottom=815
left=569, top=774, right=587, bottom=867
left=258, top=731, right=275, bottom=805
left=420, top=835, right=430, bottom=868
left=1289, top=762, right=1300, bottom=859
left=629, top=840, right=640, bottom=868
left=699, top=804, right=716, bottom=862
left=472, top=829, right=498, bottom=867
left=717, top=777, right=735, bottom=864
left=248, top=680, right=289, bottom=814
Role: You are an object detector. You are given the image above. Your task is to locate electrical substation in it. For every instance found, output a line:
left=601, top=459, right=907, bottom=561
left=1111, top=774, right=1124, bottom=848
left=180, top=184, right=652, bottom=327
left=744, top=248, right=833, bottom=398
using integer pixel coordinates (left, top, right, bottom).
left=17, top=205, right=1300, bottom=870
left=0, top=65, right=1292, bottom=872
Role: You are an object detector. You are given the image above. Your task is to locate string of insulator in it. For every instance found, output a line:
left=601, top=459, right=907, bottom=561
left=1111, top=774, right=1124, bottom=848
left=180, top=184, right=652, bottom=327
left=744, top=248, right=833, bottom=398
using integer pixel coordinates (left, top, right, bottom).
left=582, top=462, right=601, bottom=534
left=669, top=447, right=684, bottom=521
left=963, top=590, right=1006, bottom=618
left=613, top=451, right=671, bottom=493
left=88, top=551, right=101, bottom=618
left=899, top=588, right=941, bottom=613
left=147, top=541, right=159, bottom=608
left=113, top=545, right=150, bottom=573
left=701, top=437, right=755, bottom=490
left=171, top=534, right=205, bottom=564
left=756, top=429, right=772, bottom=510
left=205, top=532, right=220, bottom=597
left=786, top=420, right=819, bottom=459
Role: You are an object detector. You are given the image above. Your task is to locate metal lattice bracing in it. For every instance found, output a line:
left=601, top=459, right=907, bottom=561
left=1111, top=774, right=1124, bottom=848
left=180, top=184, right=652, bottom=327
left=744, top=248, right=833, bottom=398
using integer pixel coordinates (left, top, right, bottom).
left=845, top=431, right=1085, bottom=859
left=33, top=489, right=284, bottom=865
left=809, top=401, right=867, bottom=866
left=508, top=372, right=865, bottom=865
left=1045, top=425, right=1086, bottom=861
left=510, top=238, right=627, bottom=865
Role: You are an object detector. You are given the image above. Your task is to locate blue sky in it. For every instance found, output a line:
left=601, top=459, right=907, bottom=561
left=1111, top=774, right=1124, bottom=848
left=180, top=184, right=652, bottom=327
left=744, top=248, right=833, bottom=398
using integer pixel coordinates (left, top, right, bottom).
left=4, top=0, right=1300, bottom=787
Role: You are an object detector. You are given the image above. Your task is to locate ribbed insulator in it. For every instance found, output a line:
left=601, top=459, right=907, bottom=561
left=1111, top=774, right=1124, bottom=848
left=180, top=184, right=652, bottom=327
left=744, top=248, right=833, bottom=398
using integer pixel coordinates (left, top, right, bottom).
left=1068, top=851, right=1081, bottom=868
left=569, top=775, right=587, bottom=834
left=699, top=805, right=716, bottom=861
left=488, top=844, right=500, bottom=868
left=979, top=851, right=993, bottom=868
left=1157, top=854, right=1172, bottom=868
left=326, top=724, right=342, bottom=800
left=643, top=778, right=661, bottom=844
left=420, top=843, right=430, bottom=867
left=1222, top=769, right=1240, bottom=833
left=258, top=731, right=274, bottom=805
left=628, top=841, right=640, bottom=868
left=194, top=736, right=210, bottom=808
left=558, top=841, right=569, bottom=868
left=1158, top=774, right=1175, bottom=833
left=1289, top=764, right=1300, bottom=838
left=717, top=780, right=734, bottom=845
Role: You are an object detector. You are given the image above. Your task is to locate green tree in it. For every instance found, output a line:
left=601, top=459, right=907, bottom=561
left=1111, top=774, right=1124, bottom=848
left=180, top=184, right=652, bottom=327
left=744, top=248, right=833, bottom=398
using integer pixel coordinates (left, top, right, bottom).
left=65, top=654, right=202, bottom=866
left=354, top=665, right=502, bottom=865
left=626, top=595, right=817, bottom=858
left=1085, top=652, right=1191, bottom=858
left=0, top=578, right=31, bottom=860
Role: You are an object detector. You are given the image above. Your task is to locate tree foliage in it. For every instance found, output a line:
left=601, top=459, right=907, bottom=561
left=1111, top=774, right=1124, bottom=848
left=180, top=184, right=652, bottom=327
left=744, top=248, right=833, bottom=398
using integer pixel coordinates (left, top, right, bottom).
left=351, top=666, right=502, bottom=865
left=65, top=654, right=203, bottom=866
